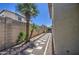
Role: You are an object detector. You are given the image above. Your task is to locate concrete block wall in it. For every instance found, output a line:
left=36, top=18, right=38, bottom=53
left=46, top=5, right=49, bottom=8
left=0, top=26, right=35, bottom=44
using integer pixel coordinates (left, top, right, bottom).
left=0, top=16, right=45, bottom=50
left=0, top=22, right=5, bottom=50
left=0, top=16, right=26, bottom=50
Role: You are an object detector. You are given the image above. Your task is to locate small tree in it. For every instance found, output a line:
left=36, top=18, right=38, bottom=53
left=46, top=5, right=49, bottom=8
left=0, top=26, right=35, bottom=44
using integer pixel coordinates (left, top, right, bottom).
left=17, top=3, right=39, bottom=42
left=29, top=23, right=39, bottom=38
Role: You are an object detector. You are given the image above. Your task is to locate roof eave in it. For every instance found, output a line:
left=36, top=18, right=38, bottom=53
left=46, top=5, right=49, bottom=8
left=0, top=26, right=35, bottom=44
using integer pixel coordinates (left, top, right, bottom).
left=48, top=3, right=52, bottom=19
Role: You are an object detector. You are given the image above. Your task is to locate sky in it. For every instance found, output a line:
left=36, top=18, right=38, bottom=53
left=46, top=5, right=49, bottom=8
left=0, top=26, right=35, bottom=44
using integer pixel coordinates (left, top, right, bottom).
left=0, top=3, right=52, bottom=27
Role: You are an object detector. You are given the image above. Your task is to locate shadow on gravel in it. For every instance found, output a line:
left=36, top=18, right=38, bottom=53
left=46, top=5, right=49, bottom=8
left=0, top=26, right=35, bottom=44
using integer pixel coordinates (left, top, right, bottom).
left=0, top=33, right=46, bottom=55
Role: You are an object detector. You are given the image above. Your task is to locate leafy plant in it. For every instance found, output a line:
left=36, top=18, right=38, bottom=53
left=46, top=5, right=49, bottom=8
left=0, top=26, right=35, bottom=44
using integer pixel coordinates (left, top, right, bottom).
left=16, top=32, right=26, bottom=43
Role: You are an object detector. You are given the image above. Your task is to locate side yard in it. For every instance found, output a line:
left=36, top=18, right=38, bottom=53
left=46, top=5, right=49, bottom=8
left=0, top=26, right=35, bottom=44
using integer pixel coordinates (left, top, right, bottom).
left=0, top=16, right=47, bottom=51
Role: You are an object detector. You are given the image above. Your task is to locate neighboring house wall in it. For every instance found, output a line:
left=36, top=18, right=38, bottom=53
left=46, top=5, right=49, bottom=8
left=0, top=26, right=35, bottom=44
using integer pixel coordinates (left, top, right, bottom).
left=52, top=3, right=79, bottom=54
left=0, top=10, right=26, bottom=23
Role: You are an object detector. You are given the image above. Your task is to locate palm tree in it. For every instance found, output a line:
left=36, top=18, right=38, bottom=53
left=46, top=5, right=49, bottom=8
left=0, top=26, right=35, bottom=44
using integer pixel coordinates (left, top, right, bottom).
left=17, top=3, right=39, bottom=42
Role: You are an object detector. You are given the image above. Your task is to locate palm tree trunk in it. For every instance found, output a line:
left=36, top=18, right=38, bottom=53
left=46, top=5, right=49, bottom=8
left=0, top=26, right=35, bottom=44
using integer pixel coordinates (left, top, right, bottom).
left=25, top=14, right=30, bottom=42
left=29, top=28, right=34, bottom=39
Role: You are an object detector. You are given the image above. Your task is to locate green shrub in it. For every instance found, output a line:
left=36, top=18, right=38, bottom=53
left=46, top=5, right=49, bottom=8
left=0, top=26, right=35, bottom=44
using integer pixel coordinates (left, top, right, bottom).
left=16, top=32, right=26, bottom=43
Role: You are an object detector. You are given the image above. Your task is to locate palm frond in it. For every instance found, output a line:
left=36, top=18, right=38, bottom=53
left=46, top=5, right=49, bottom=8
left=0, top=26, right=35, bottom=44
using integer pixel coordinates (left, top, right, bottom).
left=16, top=3, right=39, bottom=17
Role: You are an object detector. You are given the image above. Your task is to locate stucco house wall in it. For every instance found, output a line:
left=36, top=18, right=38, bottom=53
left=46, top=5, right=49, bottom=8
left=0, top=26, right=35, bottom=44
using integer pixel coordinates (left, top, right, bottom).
left=0, top=10, right=26, bottom=23
left=51, top=3, right=79, bottom=54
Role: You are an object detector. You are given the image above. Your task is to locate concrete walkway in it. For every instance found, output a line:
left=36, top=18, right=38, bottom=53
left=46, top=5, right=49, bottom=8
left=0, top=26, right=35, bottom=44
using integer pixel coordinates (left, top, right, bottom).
left=0, top=33, right=52, bottom=55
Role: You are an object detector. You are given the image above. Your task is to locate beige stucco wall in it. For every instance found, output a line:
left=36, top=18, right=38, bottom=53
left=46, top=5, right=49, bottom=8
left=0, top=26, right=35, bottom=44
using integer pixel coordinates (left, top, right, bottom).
left=52, top=3, right=79, bottom=54
left=1, top=11, right=18, bottom=20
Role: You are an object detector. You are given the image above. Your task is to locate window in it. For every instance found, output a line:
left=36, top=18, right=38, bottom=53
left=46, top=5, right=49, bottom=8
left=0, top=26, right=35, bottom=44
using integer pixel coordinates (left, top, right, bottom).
left=18, top=16, right=22, bottom=21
